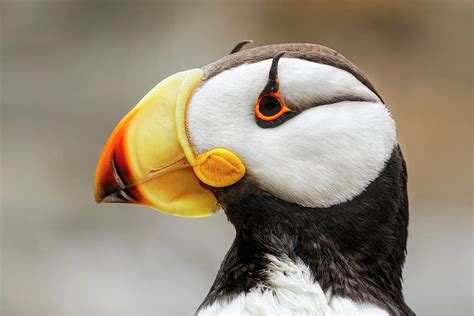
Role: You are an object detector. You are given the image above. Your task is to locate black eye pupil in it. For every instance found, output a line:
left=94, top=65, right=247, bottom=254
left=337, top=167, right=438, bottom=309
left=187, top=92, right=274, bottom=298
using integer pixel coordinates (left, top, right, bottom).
left=259, top=95, right=282, bottom=117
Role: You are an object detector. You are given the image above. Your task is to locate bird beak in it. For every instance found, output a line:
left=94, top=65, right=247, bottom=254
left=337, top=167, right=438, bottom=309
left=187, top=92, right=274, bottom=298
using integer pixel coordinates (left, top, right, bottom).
left=94, top=69, right=245, bottom=217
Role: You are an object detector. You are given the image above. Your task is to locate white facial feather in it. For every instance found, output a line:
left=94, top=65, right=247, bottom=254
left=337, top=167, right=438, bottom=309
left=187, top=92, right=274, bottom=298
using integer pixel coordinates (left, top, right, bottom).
left=187, top=58, right=396, bottom=208
left=198, top=255, right=389, bottom=316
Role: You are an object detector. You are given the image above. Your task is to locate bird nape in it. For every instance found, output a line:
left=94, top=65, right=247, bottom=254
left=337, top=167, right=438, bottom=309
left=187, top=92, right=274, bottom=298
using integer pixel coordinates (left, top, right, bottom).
left=94, top=42, right=414, bottom=316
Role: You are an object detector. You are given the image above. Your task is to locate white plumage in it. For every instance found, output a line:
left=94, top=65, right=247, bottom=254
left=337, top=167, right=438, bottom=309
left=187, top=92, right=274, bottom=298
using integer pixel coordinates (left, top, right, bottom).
left=187, top=58, right=396, bottom=208
left=199, top=255, right=389, bottom=316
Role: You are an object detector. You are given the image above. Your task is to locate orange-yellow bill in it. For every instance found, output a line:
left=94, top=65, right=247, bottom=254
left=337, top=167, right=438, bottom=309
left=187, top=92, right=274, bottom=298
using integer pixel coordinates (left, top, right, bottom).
left=94, top=69, right=219, bottom=217
left=94, top=69, right=246, bottom=217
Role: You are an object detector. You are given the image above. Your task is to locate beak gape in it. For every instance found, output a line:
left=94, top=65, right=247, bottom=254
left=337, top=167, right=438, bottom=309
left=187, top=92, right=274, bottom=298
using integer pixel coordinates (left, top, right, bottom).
left=94, top=69, right=245, bottom=217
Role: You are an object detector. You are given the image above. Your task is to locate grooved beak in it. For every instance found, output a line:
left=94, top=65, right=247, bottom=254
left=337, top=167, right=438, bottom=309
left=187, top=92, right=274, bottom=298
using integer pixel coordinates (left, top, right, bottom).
left=94, top=69, right=219, bottom=217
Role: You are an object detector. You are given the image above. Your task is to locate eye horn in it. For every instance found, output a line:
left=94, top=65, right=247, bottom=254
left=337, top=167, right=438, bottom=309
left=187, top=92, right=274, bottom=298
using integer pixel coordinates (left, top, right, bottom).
left=255, top=51, right=292, bottom=124
left=260, top=51, right=286, bottom=96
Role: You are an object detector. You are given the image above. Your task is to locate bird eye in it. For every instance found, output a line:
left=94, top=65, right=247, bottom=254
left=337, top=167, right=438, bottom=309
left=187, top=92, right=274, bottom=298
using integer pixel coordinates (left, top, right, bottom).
left=256, top=94, right=288, bottom=121
left=259, top=95, right=282, bottom=117
left=255, top=51, right=297, bottom=128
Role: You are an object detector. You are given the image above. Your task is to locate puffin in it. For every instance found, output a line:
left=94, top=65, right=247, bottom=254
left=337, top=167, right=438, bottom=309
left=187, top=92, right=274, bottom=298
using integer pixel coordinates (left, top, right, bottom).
left=94, top=42, right=414, bottom=316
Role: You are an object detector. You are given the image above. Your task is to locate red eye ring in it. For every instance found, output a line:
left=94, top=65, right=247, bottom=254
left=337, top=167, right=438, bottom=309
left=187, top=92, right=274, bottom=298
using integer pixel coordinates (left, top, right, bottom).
left=255, top=92, right=290, bottom=121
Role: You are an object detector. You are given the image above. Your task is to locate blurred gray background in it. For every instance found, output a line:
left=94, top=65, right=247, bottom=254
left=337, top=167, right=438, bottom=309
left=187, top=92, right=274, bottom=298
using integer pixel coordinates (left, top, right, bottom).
left=1, top=0, right=472, bottom=315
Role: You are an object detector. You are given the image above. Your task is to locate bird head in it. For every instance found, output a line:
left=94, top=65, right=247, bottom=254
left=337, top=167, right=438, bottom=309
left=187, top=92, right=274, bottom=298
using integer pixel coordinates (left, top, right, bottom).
left=94, top=43, right=412, bottom=314
left=94, top=43, right=396, bottom=219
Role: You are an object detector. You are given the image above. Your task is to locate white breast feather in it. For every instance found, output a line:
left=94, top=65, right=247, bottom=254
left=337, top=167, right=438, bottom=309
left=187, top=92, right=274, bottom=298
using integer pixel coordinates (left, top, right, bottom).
left=198, top=255, right=389, bottom=316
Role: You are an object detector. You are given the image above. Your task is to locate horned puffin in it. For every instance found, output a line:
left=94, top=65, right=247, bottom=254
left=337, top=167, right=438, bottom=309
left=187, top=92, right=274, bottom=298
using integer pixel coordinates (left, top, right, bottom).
left=94, top=42, right=414, bottom=315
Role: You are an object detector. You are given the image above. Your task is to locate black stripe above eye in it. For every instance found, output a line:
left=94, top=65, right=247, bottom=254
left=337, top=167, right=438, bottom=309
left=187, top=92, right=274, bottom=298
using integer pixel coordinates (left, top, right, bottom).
left=307, top=94, right=376, bottom=108
left=255, top=95, right=378, bottom=129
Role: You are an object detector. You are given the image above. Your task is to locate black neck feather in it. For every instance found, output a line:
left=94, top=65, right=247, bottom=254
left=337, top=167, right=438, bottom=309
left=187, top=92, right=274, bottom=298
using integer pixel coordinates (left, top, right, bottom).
left=198, top=146, right=414, bottom=316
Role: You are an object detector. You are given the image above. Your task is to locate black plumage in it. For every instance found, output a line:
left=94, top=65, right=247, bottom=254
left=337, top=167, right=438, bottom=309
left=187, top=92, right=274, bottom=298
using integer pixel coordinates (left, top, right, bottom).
left=198, top=146, right=414, bottom=316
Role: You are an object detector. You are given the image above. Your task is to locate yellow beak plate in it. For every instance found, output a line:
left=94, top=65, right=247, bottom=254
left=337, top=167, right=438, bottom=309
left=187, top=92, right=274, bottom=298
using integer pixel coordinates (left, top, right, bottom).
left=94, top=69, right=219, bottom=217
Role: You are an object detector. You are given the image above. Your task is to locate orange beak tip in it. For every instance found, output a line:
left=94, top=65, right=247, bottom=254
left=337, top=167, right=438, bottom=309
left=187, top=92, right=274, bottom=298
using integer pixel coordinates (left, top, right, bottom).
left=94, top=189, right=103, bottom=203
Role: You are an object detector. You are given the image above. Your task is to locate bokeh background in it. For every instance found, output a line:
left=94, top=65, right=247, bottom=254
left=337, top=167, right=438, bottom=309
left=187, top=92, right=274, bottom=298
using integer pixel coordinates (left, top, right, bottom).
left=1, top=0, right=472, bottom=315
